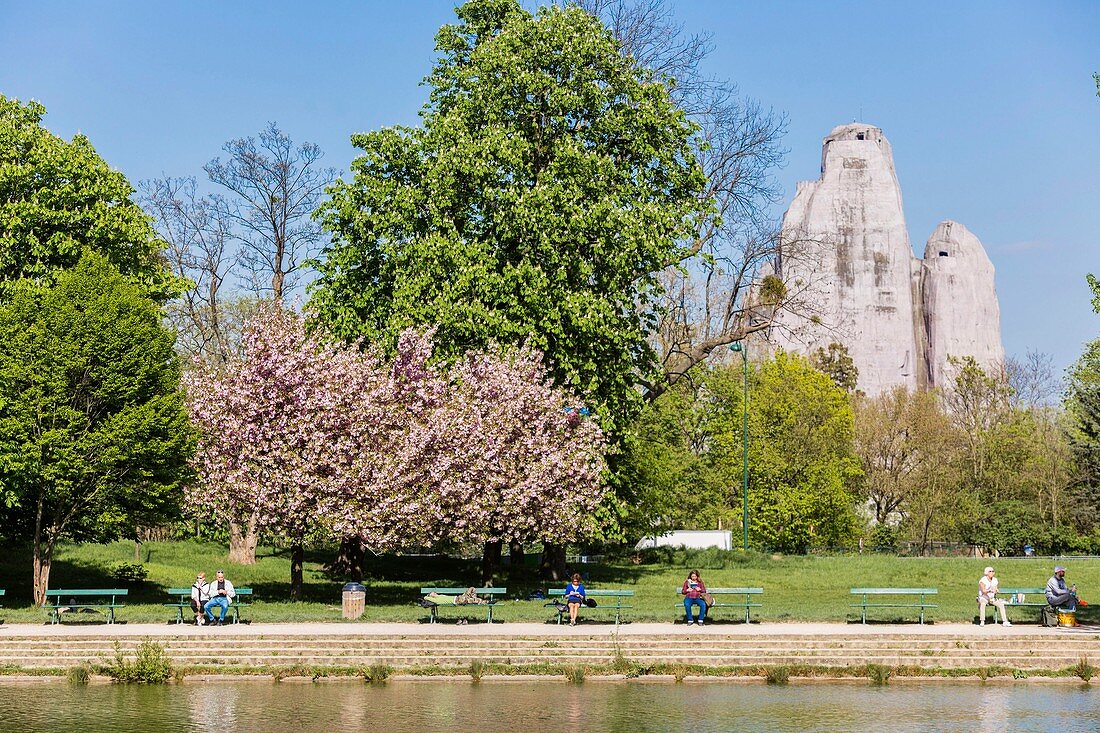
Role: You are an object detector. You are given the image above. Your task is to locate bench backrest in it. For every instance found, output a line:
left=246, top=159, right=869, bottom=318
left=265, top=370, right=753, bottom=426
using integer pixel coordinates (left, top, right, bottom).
left=168, top=587, right=253, bottom=597
left=684, top=587, right=763, bottom=594
left=420, top=587, right=506, bottom=595
left=45, top=589, right=129, bottom=598
left=999, top=587, right=1045, bottom=595
left=850, top=588, right=937, bottom=595
left=549, top=589, right=634, bottom=597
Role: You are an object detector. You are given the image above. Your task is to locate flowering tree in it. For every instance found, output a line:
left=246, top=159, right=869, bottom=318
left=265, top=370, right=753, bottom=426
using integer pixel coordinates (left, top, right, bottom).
left=184, top=305, right=369, bottom=572
left=187, top=305, right=608, bottom=592
left=328, top=341, right=609, bottom=555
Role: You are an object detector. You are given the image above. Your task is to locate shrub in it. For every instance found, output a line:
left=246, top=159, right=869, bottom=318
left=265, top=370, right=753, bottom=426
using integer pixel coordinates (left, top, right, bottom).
left=468, top=660, right=485, bottom=682
left=105, top=640, right=172, bottom=683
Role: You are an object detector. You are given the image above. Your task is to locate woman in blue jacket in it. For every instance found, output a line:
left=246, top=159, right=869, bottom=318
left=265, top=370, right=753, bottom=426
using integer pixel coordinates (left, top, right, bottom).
left=564, top=573, right=586, bottom=626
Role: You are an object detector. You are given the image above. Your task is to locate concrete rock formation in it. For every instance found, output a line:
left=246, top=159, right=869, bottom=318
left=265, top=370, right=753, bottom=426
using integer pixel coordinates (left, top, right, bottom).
left=772, top=123, right=1003, bottom=394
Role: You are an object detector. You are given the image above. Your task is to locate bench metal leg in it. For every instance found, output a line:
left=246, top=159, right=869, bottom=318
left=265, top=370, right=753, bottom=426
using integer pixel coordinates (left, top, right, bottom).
left=486, top=605, right=493, bottom=624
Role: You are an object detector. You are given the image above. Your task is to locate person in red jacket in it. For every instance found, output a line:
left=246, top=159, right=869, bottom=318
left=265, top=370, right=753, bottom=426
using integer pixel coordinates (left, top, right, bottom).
left=681, top=569, right=708, bottom=626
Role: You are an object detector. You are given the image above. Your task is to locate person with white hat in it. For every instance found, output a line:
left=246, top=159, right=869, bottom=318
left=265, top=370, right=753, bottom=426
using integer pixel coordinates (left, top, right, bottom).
left=1045, top=565, right=1077, bottom=611
left=977, top=567, right=1010, bottom=626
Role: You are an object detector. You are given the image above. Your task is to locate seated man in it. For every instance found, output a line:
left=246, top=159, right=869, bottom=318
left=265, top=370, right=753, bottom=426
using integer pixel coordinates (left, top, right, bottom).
left=1046, top=565, right=1076, bottom=611
left=203, top=570, right=236, bottom=626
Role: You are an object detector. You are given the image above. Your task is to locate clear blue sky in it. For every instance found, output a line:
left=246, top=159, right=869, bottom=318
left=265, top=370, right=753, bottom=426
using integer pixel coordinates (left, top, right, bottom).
left=2, top=1, right=1097, bottom=375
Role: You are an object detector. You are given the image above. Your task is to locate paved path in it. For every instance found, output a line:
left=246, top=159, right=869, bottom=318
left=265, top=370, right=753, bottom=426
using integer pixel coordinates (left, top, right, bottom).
left=0, top=621, right=1087, bottom=636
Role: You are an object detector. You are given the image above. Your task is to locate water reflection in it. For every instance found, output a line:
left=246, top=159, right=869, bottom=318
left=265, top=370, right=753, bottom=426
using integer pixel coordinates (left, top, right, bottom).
left=2, top=680, right=1099, bottom=733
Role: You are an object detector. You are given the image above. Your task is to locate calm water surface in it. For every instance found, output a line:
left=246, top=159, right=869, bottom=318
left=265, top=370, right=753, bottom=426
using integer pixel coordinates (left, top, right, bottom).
left=3, top=680, right=1098, bottom=733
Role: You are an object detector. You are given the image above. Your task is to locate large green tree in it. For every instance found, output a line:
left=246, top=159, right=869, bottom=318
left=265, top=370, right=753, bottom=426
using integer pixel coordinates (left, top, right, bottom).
left=736, top=352, right=862, bottom=553
left=0, top=95, right=180, bottom=302
left=0, top=254, right=193, bottom=603
left=625, top=352, right=861, bottom=552
left=310, top=0, right=708, bottom=438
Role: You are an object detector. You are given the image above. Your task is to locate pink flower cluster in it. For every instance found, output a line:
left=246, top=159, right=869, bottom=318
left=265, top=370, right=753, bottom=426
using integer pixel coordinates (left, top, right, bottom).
left=184, top=304, right=608, bottom=550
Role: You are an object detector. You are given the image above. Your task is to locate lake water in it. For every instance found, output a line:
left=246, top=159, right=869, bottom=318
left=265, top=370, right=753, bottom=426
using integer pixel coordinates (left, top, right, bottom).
left=3, top=679, right=1099, bottom=733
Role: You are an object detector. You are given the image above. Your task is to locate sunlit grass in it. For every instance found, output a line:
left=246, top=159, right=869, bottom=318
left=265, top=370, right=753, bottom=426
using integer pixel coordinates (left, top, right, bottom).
left=0, top=540, right=1096, bottom=625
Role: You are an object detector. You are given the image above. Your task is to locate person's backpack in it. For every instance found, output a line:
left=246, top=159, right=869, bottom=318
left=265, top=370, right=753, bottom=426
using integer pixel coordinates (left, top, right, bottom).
left=1041, top=605, right=1059, bottom=627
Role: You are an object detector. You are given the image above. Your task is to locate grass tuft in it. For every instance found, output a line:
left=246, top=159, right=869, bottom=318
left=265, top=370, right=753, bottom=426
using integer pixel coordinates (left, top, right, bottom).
left=764, top=666, right=790, bottom=684
left=866, top=663, right=891, bottom=685
left=1074, top=656, right=1094, bottom=682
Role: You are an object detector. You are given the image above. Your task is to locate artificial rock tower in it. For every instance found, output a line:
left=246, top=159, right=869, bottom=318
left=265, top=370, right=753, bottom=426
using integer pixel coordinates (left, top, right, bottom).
left=772, top=123, right=1003, bottom=394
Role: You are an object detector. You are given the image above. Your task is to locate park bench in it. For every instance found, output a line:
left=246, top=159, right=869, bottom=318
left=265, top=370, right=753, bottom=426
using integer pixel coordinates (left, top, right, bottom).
left=988, top=587, right=1048, bottom=623
left=548, top=588, right=633, bottom=624
left=419, top=587, right=506, bottom=624
left=165, top=587, right=253, bottom=624
left=850, top=587, right=937, bottom=624
left=675, top=587, right=763, bottom=623
left=44, top=589, right=128, bottom=624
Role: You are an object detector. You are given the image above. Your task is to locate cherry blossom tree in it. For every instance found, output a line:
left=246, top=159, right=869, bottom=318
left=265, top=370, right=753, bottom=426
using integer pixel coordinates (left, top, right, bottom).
left=186, top=305, right=608, bottom=592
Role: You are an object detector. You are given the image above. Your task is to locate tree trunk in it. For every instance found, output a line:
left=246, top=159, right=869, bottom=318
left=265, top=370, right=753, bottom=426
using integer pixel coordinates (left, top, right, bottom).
left=32, top=496, right=54, bottom=606
left=134, top=539, right=142, bottom=563
left=509, top=538, right=524, bottom=570
left=32, top=540, right=54, bottom=607
left=539, top=543, right=568, bottom=581
left=228, top=516, right=259, bottom=565
left=330, top=535, right=365, bottom=582
left=290, top=542, right=304, bottom=601
left=481, top=540, right=502, bottom=584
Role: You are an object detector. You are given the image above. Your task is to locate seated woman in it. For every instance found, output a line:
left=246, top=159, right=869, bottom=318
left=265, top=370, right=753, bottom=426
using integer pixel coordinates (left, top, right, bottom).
left=977, top=567, right=1010, bottom=627
left=564, top=573, right=586, bottom=626
left=681, top=570, right=708, bottom=626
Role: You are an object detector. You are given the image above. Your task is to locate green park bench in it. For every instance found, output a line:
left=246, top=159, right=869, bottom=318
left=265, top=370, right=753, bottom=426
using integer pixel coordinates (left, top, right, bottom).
left=676, top=587, right=763, bottom=623
left=44, top=589, right=128, bottom=624
left=989, top=587, right=1048, bottom=623
left=419, top=587, right=506, bottom=624
left=165, top=587, right=253, bottom=624
left=548, top=588, right=633, bottom=624
left=850, top=587, right=937, bottom=624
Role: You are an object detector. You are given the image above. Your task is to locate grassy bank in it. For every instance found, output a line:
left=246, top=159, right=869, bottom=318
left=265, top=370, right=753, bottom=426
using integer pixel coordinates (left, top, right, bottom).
left=1, top=540, right=1097, bottom=624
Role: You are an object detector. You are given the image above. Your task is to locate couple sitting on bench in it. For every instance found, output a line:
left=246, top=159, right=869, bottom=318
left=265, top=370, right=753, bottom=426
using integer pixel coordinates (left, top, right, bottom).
left=190, top=570, right=236, bottom=626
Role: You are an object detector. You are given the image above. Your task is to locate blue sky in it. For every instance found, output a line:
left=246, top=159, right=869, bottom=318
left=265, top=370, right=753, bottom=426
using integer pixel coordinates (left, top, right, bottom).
left=1, top=1, right=1097, bottom=375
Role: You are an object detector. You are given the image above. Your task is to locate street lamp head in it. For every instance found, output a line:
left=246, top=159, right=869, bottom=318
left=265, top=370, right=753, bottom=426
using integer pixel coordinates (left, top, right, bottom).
left=729, top=341, right=744, bottom=353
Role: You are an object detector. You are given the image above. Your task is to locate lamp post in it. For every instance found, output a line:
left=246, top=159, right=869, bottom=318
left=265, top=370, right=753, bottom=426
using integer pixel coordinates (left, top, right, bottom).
left=730, top=341, right=749, bottom=551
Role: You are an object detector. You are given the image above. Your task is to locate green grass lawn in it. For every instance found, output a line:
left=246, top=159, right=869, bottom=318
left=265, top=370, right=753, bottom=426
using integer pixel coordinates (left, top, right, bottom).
left=0, top=540, right=1095, bottom=625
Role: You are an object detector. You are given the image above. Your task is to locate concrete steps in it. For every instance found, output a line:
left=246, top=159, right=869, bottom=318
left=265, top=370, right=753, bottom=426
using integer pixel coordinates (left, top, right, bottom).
left=2, top=632, right=1099, bottom=671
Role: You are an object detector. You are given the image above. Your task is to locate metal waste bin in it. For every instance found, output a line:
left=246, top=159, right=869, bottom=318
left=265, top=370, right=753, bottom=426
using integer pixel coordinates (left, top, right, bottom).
left=342, top=582, right=366, bottom=620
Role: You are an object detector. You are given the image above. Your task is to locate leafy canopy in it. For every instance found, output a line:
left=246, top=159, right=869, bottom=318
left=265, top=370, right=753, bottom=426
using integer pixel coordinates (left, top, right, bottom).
left=0, top=95, right=181, bottom=302
left=310, top=0, right=709, bottom=436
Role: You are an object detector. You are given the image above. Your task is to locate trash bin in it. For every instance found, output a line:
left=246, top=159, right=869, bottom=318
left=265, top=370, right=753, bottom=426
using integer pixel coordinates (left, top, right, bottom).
left=342, top=582, right=366, bottom=620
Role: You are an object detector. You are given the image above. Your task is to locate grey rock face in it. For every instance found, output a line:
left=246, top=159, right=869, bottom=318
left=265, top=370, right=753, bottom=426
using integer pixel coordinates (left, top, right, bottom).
left=920, top=220, right=1005, bottom=385
left=773, top=124, right=1003, bottom=393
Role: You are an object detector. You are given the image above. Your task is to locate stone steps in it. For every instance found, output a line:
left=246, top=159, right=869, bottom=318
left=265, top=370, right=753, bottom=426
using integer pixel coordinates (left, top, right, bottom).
left=2, top=632, right=1099, bottom=671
